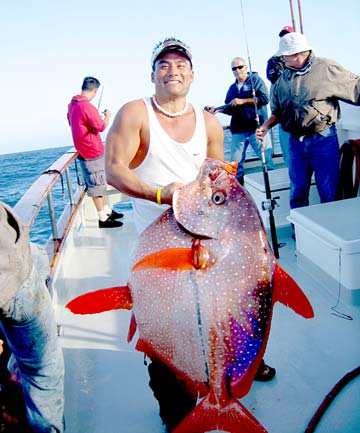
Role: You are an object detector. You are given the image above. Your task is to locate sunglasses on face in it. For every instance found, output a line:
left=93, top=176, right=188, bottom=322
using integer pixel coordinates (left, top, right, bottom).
left=232, top=65, right=246, bottom=71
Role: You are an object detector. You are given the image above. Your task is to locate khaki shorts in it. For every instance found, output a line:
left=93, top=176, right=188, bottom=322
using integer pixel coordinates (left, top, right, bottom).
left=78, top=155, right=107, bottom=197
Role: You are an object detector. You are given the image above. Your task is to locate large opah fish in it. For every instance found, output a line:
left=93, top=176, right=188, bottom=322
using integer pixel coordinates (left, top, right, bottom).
left=66, top=158, right=314, bottom=433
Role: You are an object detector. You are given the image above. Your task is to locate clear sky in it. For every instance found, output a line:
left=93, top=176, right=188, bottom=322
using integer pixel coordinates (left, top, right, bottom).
left=1, top=0, right=359, bottom=155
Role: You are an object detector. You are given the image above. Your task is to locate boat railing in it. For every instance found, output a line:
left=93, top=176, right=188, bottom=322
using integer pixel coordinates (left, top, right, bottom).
left=222, top=125, right=284, bottom=167
left=14, top=147, right=86, bottom=269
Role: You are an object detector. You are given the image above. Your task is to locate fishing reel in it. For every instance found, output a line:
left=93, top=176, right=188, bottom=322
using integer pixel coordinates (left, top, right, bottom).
left=261, top=196, right=279, bottom=212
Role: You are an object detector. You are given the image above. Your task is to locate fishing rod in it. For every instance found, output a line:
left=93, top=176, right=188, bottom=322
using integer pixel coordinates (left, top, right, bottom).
left=239, top=0, right=280, bottom=259
left=289, top=0, right=304, bottom=33
left=97, top=86, right=104, bottom=111
left=203, top=104, right=230, bottom=113
left=297, top=0, right=304, bottom=33
left=289, top=0, right=297, bottom=31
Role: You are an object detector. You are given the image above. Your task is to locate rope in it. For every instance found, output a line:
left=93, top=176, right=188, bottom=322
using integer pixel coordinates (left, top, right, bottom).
left=305, top=365, right=360, bottom=433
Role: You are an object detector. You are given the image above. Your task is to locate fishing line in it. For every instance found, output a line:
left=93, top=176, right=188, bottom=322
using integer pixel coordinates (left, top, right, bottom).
left=239, top=0, right=260, bottom=137
left=238, top=0, right=280, bottom=258
left=330, top=247, right=353, bottom=321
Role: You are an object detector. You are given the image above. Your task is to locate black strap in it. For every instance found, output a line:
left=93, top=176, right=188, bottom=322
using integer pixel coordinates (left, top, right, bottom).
left=42, top=169, right=64, bottom=197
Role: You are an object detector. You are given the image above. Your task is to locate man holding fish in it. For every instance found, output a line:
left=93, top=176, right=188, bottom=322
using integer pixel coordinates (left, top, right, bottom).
left=106, top=37, right=276, bottom=432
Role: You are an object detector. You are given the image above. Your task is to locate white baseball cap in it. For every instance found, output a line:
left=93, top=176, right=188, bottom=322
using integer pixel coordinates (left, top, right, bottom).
left=276, top=32, right=312, bottom=56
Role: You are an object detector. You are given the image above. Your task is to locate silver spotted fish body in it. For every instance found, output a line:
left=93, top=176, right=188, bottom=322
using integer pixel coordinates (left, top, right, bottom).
left=129, top=159, right=276, bottom=389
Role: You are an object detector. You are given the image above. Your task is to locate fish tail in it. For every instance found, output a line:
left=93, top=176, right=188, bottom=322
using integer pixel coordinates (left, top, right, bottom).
left=65, top=286, right=132, bottom=314
left=172, top=395, right=268, bottom=433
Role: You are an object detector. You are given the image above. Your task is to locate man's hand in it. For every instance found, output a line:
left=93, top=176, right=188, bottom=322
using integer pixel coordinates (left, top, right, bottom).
left=158, top=182, right=184, bottom=205
left=256, top=125, right=268, bottom=143
left=204, top=105, right=216, bottom=114
left=103, top=109, right=111, bottom=120
left=230, top=98, right=243, bottom=107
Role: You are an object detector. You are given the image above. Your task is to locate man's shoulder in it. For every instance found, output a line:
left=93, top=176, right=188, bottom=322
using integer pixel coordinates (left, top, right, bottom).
left=312, top=56, right=340, bottom=68
left=120, top=99, right=147, bottom=118
left=249, top=72, right=267, bottom=86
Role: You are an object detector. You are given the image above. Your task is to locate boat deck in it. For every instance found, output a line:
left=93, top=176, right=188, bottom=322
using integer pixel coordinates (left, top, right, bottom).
left=53, top=192, right=360, bottom=433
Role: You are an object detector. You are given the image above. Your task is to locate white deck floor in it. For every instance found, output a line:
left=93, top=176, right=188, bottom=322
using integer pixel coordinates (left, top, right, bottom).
left=53, top=195, right=360, bottom=433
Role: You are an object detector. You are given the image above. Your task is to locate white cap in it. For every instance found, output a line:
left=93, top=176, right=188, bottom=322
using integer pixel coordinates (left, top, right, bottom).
left=276, top=32, right=312, bottom=56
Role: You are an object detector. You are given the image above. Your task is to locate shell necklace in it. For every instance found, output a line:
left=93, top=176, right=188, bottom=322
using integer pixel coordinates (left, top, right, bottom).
left=151, top=95, right=189, bottom=118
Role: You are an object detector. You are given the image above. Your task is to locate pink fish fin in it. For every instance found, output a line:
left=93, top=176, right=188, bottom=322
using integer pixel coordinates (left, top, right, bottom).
left=65, top=286, right=132, bottom=315
left=273, top=263, right=314, bottom=318
left=172, top=394, right=268, bottom=433
left=127, top=312, right=137, bottom=343
left=132, top=248, right=194, bottom=271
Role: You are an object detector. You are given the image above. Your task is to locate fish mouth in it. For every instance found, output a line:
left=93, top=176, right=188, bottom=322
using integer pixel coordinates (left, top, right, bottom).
left=176, top=220, right=213, bottom=240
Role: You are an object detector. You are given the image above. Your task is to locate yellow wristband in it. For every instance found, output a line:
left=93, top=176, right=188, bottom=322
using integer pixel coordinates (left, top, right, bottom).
left=156, top=187, right=162, bottom=205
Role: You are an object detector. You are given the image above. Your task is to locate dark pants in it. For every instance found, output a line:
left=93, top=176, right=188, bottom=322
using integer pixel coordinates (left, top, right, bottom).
left=148, top=358, right=197, bottom=432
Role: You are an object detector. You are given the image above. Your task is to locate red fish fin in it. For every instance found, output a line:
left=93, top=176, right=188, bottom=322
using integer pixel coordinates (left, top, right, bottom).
left=132, top=248, right=194, bottom=271
left=65, top=286, right=132, bottom=315
left=172, top=395, right=268, bottom=433
left=231, top=351, right=267, bottom=399
left=127, top=312, right=137, bottom=343
left=273, top=263, right=314, bottom=318
left=135, top=338, right=151, bottom=355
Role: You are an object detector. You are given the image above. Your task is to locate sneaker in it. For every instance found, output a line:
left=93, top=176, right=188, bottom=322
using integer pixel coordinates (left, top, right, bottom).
left=254, top=359, right=276, bottom=382
left=109, top=210, right=124, bottom=220
left=99, top=217, right=123, bottom=228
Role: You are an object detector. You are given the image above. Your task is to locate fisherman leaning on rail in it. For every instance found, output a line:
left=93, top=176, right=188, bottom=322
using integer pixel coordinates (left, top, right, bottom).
left=106, top=36, right=276, bottom=433
left=67, top=76, right=124, bottom=229
left=257, top=32, right=360, bottom=218
left=0, top=200, right=64, bottom=432
left=206, top=57, right=275, bottom=185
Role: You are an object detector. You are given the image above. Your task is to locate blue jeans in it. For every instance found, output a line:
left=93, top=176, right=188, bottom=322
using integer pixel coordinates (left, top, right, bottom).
left=278, top=125, right=291, bottom=167
left=288, top=125, right=340, bottom=209
left=231, top=131, right=275, bottom=179
left=0, top=264, right=64, bottom=432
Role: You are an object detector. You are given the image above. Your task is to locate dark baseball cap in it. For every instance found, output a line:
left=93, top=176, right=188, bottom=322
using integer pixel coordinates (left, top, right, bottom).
left=151, top=37, right=192, bottom=70
left=279, top=25, right=294, bottom=37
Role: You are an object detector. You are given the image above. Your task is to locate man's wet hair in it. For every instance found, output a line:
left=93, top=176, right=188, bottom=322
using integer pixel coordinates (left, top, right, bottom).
left=82, top=76, right=100, bottom=91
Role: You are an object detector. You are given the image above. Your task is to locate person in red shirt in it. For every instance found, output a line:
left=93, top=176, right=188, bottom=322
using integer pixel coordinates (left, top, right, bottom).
left=67, top=76, right=123, bottom=228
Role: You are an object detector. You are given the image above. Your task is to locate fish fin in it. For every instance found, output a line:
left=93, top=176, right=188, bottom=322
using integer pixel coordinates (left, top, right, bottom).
left=65, top=286, right=132, bottom=315
left=172, top=395, right=268, bottom=433
left=135, top=338, right=151, bottom=356
left=132, top=248, right=194, bottom=271
left=127, top=312, right=137, bottom=343
left=273, top=263, right=314, bottom=318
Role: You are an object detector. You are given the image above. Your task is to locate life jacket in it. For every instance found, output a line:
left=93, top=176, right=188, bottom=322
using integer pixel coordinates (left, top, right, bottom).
left=336, top=139, right=360, bottom=199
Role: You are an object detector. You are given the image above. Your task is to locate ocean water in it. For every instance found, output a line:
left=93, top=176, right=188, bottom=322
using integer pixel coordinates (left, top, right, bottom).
left=0, top=145, right=77, bottom=245
left=0, top=131, right=279, bottom=245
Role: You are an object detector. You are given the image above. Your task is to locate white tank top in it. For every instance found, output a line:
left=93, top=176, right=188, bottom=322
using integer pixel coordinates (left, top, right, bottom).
left=132, top=97, right=207, bottom=233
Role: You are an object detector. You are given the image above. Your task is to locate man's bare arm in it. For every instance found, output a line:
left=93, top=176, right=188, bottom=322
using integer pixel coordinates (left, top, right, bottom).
left=204, top=110, right=225, bottom=160
left=106, top=100, right=182, bottom=205
left=106, top=100, right=156, bottom=201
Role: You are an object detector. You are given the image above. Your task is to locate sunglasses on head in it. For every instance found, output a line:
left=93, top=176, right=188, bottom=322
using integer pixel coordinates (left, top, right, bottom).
left=232, top=65, right=246, bottom=71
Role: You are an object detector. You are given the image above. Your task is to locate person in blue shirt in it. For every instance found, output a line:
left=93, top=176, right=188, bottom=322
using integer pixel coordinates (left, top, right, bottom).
left=207, top=57, right=274, bottom=184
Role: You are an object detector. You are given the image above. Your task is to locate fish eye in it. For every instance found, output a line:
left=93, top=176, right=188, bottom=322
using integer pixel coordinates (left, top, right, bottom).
left=212, top=190, right=226, bottom=205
